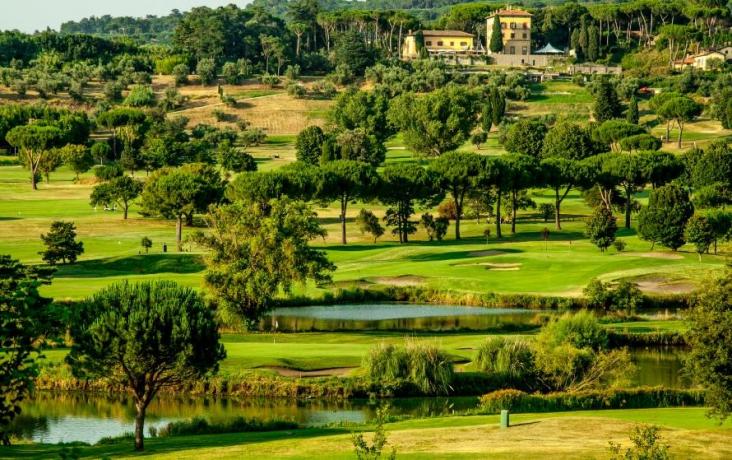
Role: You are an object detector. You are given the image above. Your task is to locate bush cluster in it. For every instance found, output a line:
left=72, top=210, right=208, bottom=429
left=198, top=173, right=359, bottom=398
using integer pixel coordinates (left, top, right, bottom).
left=157, top=416, right=298, bottom=437
left=363, top=341, right=454, bottom=395
left=478, top=387, right=703, bottom=414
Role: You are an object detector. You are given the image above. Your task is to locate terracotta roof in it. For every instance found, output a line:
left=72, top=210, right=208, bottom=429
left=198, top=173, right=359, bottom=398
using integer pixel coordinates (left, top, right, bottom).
left=408, top=30, right=474, bottom=37
left=487, top=9, right=533, bottom=18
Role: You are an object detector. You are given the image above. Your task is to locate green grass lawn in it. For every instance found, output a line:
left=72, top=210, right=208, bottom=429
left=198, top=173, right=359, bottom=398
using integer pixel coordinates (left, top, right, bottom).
left=0, top=162, right=727, bottom=301
left=5, top=408, right=730, bottom=459
left=37, top=318, right=677, bottom=375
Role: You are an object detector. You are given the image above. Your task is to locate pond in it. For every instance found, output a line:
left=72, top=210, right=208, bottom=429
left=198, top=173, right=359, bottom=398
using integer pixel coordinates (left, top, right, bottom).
left=259, top=304, right=554, bottom=332
left=11, top=393, right=477, bottom=445
left=631, top=346, right=689, bottom=388
left=11, top=347, right=688, bottom=445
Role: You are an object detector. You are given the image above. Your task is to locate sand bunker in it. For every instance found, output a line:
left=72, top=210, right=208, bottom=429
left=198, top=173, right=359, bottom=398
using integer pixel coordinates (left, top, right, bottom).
left=624, top=252, right=684, bottom=260
left=634, top=277, right=697, bottom=294
left=260, top=367, right=355, bottom=378
left=373, top=275, right=426, bottom=286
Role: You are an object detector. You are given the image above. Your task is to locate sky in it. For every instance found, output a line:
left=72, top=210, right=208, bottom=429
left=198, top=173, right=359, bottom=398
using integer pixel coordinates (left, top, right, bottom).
left=0, top=0, right=250, bottom=33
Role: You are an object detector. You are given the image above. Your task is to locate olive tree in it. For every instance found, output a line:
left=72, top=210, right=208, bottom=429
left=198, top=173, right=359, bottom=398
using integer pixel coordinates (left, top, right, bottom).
left=67, top=281, right=225, bottom=451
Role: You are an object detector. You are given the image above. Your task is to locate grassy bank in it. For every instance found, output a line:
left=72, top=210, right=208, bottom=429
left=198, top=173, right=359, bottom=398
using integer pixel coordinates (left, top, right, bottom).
left=4, top=407, right=731, bottom=459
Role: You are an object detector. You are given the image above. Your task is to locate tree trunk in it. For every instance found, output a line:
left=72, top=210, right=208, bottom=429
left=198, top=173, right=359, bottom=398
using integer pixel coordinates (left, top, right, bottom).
left=625, top=188, right=632, bottom=229
left=495, top=191, right=502, bottom=238
left=511, top=190, right=517, bottom=234
left=677, top=121, right=683, bottom=148
left=31, top=170, right=38, bottom=190
left=454, top=198, right=462, bottom=240
left=176, top=215, right=183, bottom=252
left=554, top=188, right=562, bottom=230
left=123, top=204, right=129, bottom=220
left=134, top=402, right=146, bottom=451
left=665, top=121, right=671, bottom=143
left=340, top=196, right=347, bottom=245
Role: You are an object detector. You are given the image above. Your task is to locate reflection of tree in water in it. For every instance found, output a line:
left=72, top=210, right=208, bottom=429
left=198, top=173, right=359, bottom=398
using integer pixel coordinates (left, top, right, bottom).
left=18, top=391, right=479, bottom=443
left=7, top=413, right=50, bottom=441
left=260, top=305, right=555, bottom=332
left=630, top=347, right=689, bottom=388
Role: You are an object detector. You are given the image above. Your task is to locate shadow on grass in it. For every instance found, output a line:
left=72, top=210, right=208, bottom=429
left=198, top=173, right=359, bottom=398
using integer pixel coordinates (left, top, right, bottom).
left=406, top=248, right=524, bottom=263
left=53, top=254, right=205, bottom=279
left=4, top=427, right=349, bottom=459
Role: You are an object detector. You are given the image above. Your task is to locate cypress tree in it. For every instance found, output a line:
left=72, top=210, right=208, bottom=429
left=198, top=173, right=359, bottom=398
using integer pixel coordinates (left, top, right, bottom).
left=593, top=79, right=624, bottom=122
left=587, top=25, right=599, bottom=62
left=578, top=19, right=589, bottom=58
left=482, top=100, right=493, bottom=133
left=490, top=87, right=506, bottom=125
left=570, top=29, right=582, bottom=60
left=489, top=16, right=504, bottom=53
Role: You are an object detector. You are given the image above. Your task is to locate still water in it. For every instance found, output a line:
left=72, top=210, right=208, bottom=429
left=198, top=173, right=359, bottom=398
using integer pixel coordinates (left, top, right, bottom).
left=260, top=304, right=554, bottom=332
left=11, top=347, right=688, bottom=445
left=11, top=393, right=477, bottom=444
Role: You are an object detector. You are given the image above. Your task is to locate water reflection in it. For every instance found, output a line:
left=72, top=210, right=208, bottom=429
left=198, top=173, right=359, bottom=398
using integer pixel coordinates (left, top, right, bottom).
left=260, top=304, right=554, bottom=332
left=12, top=392, right=477, bottom=445
left=630, top=347, right=689, bottom=388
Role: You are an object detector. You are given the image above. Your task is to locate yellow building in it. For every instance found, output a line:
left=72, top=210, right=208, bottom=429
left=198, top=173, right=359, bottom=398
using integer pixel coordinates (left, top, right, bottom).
left=674, top=51, right=726, bottom=71
left=402, top=30, right=475, bottom=59
left=486, top=8, right=533, bottom=56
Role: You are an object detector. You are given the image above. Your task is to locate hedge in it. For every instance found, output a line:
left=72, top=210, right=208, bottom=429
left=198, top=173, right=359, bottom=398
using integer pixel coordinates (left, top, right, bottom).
left=477, top=387, right=704, bottom=414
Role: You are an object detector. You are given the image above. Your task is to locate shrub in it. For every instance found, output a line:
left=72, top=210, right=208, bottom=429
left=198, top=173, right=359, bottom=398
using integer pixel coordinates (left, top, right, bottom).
left=352, top=406, right=396, bottom=460
left=222, top=62, right=240, bottom=85
left=478, top=387, right=703, bottom=414
left=474, top=337, right=535, bottom=387
left=363, top=341, right=454, bottom=395
left=285, top=64, right=301, bottom=80
left=584, top=278, right=645, bottom=313
left=103, top=81, right=123, bottom=102
left=471, top=132, right=487, bottom=149
left=158, top=416, right=298, bottom=437
left=356, top=209, right=384, bottom=242
left=172, top=64, right=189, bottom=86
left=537, top=311, right=608, bottom=350
left=612, top=280, right=643, bottom=314
left=539, top=203, right=555, bottom=222
left=363, top=343, right=410, bottom=382
left=287, top=82, right=306, bottom=98
left=609, top=425, right=670, bottom=460
left=124, top=85, right=156, bottom=107
left=260, top=73, right=281, bottom=88
left=94, top=163, right=124, bottom=181
left=613, top=239, right=627, bottom=252
left=420, top=213, right=449, bottom=241
left=197, top=58, right=217, bottom=86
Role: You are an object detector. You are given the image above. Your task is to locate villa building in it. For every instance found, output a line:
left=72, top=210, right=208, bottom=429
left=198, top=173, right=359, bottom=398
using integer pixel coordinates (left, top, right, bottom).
left=486, top=8, right=532, bottom=57
left=402, top=30, right=475, bottom=59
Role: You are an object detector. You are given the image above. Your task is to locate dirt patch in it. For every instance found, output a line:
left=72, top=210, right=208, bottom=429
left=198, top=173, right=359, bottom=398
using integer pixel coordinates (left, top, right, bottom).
left=260, top=366, right=355, bottom=378
left=468, top=250, right=507, bottom=257
left=372, top=275, right=426, bottom=287
left=624, top=252, right=684, bottom=260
